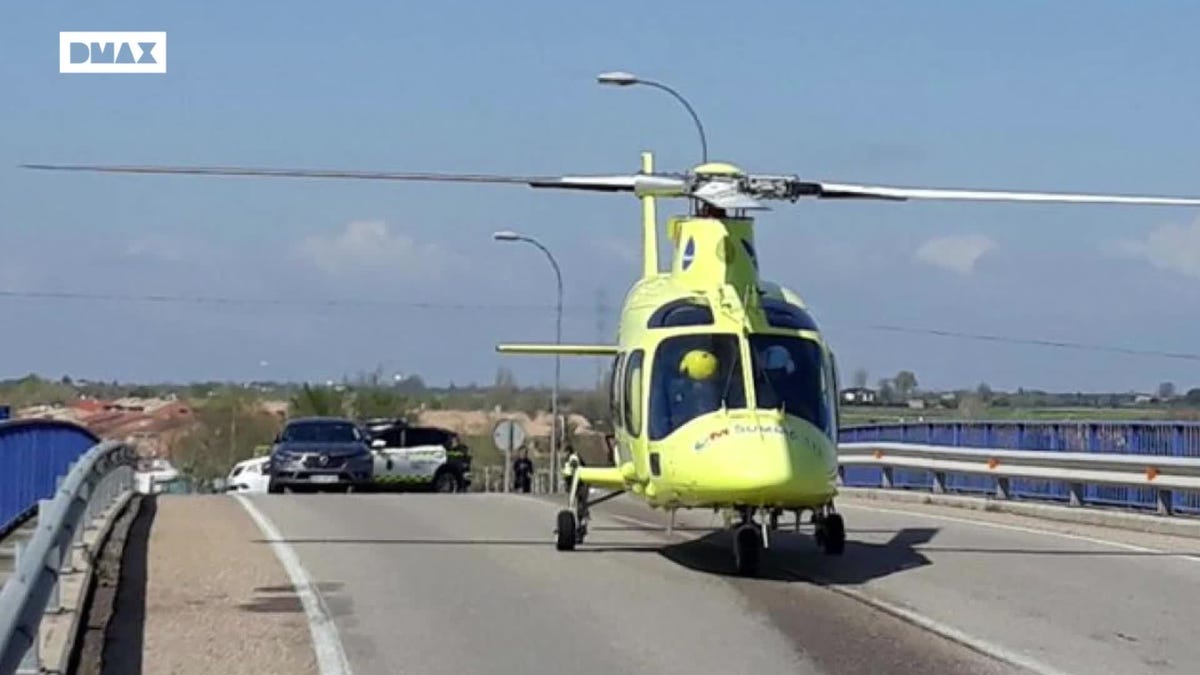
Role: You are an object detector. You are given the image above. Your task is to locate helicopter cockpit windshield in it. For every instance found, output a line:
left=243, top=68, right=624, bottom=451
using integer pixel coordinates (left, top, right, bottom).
left=749, top=335, right=835, bottom=437
left=648, top=333, right=745, bottom=440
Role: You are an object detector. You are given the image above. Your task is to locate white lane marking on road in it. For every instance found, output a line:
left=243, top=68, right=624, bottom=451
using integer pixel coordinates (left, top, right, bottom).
left=610, top=513, right=1065, bottom=675
left=841, top=502, right=1200, bottom=563
left=235, top=494, right=353, bottom=675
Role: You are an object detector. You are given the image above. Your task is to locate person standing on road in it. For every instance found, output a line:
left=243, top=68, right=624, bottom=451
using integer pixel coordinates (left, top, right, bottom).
left=513, top=447, right=534, bottom=493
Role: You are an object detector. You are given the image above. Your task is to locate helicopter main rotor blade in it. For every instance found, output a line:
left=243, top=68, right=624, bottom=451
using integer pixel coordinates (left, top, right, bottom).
left=807, top=180, right=1200, bottom=206
left=20, top=163, right=568, bottom=184
left=21, top=163, right=698, bottom=199
left=18, top=163, right=672, bottom=192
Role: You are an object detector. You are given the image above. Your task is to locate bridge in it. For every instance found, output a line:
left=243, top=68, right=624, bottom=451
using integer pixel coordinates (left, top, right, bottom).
left=4, top=419, right=1200, bottom=675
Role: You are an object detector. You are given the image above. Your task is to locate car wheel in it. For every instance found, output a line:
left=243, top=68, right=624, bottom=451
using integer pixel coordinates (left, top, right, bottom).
left=433, top=471, right=459, bottom=493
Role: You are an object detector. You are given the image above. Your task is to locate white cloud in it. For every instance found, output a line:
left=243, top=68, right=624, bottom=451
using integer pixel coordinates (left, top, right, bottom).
left=914, top=234, right=996, bottom=274
left=295, top=221, right=458, bottom=278
left=1110, top=218, right=1200, bottom=280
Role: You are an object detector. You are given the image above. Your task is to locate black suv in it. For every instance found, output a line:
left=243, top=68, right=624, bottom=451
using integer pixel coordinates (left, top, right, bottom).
left=267, top=416, right=373, bottom=493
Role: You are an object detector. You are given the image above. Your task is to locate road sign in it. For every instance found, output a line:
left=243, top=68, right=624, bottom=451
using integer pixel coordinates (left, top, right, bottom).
left=492, top=418, right=527, bottom=452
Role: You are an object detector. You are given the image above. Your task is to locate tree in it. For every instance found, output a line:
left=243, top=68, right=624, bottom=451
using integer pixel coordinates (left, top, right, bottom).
left=852, top=368, right=869, bottom=389
left=351, top=388, right=411, bottom=420
left=976, top=382, right=993, bottom=403
left=1158, top=382, right=1177, bottom=400
left=957, top=393, right=986, bottom=418
left=893, top=371, right=918, bottom=399
left=877, top=378, right=896, bottom=405
left=172, top=393, right=280, bottom=482
left=289, top=384, right=348, bottom=417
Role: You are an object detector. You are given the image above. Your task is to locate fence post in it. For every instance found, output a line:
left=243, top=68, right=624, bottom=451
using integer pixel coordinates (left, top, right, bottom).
left=880, top=466, right=894, bottom=489
left=1157, top=489, right=1174, bottom=516
left=931, top=471, right=947, bottom=494
left=1068, top=482, right=1084, bottom=507
left=996, top=477, right=1011, bottom=500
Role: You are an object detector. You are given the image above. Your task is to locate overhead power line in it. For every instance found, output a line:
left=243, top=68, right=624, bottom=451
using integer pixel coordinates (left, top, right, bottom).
left=2, top=288, right=1198, bottom=362
left=859, top=324, right=1200, bottom=363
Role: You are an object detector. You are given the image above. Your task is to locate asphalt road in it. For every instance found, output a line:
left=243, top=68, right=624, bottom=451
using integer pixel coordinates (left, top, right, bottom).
left=245, top=491, right=1091, bottom=675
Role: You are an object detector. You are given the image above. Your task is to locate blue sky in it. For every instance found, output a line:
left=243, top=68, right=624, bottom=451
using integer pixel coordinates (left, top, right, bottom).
left=2, top=2, right=1200, bottom=392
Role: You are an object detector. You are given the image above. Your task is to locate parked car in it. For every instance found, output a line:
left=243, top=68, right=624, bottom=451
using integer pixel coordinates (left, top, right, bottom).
left=225, top=456, right=270, bottom=493
left=266, top=416, right=373, bottom=493
left=363, top=419, right=471, bottom=492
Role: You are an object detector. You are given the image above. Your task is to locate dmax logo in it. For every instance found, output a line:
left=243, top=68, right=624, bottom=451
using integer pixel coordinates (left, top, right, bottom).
left=59, top=32, right=167, bottom=74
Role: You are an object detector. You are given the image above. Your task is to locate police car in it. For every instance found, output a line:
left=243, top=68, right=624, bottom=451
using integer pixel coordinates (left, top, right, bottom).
left=362, top=419, right=471, bottom=492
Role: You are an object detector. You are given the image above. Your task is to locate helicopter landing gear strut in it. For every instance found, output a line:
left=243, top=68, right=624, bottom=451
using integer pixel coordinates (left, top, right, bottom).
left=555, top=471, right=624, bottom=551
left=731, top=506, right=769, bottom=576
left=812, top=502, right=846, bottom=555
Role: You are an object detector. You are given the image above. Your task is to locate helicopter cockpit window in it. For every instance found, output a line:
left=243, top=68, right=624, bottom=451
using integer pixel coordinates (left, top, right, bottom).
left=760, top=298, right=819, bottom=331
left=648, top=334, right=745, bottom=441
left=749, top=335, right=834, bottom=437
left=647, top=299, right=714, bottom=328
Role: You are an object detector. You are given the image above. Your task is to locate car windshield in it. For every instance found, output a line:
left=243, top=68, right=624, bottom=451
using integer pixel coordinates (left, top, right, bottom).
left=648, top=333, right=746, bottom=440
left=281, top=421, right=362, bottom=443
left=749, top=334, right=834, bottom=435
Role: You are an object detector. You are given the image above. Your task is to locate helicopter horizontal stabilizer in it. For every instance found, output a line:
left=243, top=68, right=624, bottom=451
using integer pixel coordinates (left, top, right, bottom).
left=574, top=466, right=629, bottom=491
left=495, top=343, right=618, bottom=356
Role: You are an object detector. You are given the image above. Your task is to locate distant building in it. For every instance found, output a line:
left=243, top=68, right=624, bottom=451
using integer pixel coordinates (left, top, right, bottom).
left=842, top=387, right=877, bottom=405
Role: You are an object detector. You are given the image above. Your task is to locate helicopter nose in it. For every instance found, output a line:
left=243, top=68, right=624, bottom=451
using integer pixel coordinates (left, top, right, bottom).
left=675, top=413, right=837, bottom=504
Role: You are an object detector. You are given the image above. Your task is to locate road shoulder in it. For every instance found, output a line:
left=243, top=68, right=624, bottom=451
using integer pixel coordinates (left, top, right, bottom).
left=141, top=495, right=318, bottom=675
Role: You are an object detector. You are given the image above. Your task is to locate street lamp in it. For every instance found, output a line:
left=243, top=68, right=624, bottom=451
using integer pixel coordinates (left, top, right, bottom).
left=597, top=71, right=708, bottom=164
left=492, top=230, right=564, bottom=492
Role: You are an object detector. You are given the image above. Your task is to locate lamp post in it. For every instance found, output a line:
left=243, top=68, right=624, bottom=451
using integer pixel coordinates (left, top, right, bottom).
left=597, top=71, right=708, bottom=164
left=493, top=230, right=563, bottom=492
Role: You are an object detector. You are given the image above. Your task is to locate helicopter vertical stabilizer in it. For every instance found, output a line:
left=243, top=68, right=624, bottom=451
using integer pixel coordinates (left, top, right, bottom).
left=668, top=216, right=759, bottom=297
left=640, top=151, right=658, bottom=279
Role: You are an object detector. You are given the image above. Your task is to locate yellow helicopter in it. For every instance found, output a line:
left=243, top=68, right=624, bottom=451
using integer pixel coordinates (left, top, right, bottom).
left=22, top=79, right=1200, bottom=576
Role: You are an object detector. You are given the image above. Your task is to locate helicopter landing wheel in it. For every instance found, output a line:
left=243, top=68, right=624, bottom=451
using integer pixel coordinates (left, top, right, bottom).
left=556, top=510, right=577, bottom=551
left=733, top=524, right=762, bottom=576
left=814, top=511, right=845, bottom=556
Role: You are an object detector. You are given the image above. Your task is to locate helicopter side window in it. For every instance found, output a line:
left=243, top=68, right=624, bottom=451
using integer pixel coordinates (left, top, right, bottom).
left=648, top=334, right=746, bottom=441
left=749, top=335, right=834, bottom=437
left=609, top=353, right=626, bottom=434
left=623, top=350, right=644, bottom=437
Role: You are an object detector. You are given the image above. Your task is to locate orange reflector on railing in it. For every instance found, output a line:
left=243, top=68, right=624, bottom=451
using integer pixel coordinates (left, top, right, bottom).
left=1146, top=466, right=1159, bottom=481
left=987, top=457, right=1000, bottom=469
left=873, top=450, right=884, bottom=460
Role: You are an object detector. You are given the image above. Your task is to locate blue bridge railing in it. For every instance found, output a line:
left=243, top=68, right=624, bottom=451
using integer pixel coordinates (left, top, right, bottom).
left=0, top=420, right=100, bottom=536
left=839, top=420, right=1200, bottom=513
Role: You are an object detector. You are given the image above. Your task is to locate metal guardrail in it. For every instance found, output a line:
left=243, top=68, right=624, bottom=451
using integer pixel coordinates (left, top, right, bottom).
left=838, top=440, right=1200, bottom=516
left=839, top=421, right=1200, bottom=513
left=0, top=421, right=101, bottom=536
left=0, top=440, right=136, bottom=675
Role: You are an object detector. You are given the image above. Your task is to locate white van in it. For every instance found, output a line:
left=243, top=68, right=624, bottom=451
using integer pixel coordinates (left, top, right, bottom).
left=225, top=456, right=270, bottom=493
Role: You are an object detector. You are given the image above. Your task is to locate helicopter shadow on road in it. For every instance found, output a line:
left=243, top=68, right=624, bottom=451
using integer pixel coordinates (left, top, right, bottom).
left=656, top=526, right=940, bottom=584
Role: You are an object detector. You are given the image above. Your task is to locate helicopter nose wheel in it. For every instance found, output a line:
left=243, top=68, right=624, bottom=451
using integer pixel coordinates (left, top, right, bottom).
left=733, top=524, right=761, bottom=576
left=813, top=506, right=846, bottom=555
left=556, top=509, right=578, bottom=551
